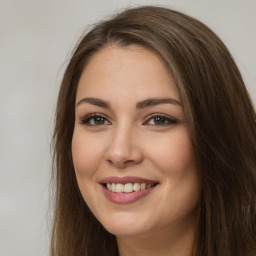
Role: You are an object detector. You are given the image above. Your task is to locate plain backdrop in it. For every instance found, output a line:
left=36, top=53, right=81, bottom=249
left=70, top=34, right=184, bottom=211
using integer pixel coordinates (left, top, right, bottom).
left=0, top=0, right=255, bottom=255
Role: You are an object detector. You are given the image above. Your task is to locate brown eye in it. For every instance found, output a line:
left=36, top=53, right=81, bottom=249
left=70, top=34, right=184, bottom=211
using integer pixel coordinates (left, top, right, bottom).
left=145, top=114, right=177, bottom=126
left=80, top=114, right=111, bottom=126
left=152, top=116, right=168, bottom=125
left=92, top=116, right=106, bottom=125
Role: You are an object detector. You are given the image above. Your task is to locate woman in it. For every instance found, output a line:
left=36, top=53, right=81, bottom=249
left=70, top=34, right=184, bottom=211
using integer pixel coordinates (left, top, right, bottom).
left=51, top=6, right=256, bottom=256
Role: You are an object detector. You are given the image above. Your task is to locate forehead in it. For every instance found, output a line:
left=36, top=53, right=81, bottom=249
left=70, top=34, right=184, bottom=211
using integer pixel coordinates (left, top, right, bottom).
left=76, top=44, right=180, bottom=102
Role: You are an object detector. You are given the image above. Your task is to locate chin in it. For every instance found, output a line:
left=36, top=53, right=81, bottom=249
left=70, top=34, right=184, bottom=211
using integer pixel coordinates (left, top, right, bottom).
left=99, top=211, right=153, bottom=238
left=107, top=225, right=152, bottom=239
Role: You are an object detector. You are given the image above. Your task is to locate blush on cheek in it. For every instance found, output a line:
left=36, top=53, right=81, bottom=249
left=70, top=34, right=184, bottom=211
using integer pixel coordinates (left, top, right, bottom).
left=72, top=134, right=105, bottom=181
left=150, top=146, right=193, bottom=174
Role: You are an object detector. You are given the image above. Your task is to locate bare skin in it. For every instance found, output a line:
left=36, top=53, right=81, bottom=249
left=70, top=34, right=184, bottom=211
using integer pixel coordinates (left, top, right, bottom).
left=117, top=210, right=196, bottom=256
left=72, top=44, right=200, bottom=256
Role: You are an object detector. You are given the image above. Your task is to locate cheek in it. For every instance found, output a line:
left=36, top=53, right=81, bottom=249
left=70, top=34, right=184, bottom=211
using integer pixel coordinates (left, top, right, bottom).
left=71, top=132, right=103, bottom=210
left=71, top=131, right=104, bottom=179
left=146, top=128, right=199, bottom=203
left=71, top=130, right=112, bottom=222
left=146, top=128, right=194, bottom=175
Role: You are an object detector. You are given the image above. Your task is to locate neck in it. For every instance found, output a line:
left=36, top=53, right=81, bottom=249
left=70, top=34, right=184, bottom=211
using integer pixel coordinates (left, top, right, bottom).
left=116, top=220, right=196, bottom=256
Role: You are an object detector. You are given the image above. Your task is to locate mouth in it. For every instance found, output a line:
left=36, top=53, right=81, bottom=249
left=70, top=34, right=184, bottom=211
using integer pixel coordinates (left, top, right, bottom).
left=99, top=176, right=159, bottom=204
left=104, top=182, right=158, bottom=193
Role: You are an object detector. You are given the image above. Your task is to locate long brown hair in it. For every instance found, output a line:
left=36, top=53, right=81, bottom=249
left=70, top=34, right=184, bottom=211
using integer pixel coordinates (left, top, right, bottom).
left=51, top=6, right=256, bottom=256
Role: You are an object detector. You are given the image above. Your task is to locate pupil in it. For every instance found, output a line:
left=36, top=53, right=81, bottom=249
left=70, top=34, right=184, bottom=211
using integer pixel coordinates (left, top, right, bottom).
left=155, top=117, right=165, bottom=124
left=95, top=117, right=104, bottom=124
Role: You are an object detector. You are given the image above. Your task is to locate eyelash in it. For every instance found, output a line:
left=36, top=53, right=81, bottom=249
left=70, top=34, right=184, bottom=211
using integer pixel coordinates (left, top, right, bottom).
left=80, top=113, right=110, bottom=126
left=79, top=113, right=177, bottom=126
left=143, top=114, right=178, bottom=126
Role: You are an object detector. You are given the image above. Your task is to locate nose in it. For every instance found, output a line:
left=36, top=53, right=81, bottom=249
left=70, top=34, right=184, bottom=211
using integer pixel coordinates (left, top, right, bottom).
left=104, top=125, right=143, bottom=168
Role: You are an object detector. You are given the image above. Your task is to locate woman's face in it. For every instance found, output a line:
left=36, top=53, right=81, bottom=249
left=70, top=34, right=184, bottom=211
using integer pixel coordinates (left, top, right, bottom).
left=72, top=45, right=199, bottom=239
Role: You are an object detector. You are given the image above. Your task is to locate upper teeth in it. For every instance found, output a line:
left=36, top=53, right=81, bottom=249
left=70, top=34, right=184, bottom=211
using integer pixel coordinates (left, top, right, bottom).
left=106, top=183, right=152, bottom=193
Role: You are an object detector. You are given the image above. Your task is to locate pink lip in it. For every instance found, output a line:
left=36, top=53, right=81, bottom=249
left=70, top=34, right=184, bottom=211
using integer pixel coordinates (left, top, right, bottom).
left=99, top=176, right=159, bottom=204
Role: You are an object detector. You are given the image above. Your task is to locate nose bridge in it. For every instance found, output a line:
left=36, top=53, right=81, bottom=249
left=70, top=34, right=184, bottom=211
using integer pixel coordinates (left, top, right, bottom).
left=105, top=121, right=142, bottom=167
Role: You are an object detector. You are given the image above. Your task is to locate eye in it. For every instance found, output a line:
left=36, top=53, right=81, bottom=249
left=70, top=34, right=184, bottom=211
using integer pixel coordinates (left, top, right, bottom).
left=144, top=114, right=177, bottom=126
left=80, top=113, right=111, bottom=126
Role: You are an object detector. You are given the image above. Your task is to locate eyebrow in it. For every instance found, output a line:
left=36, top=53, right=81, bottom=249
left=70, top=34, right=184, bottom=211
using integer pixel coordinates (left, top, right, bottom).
left=136, top=98, right=182, bottom=109
left=76, top=97, right=182, bottom=109
left=76, top=97, right=111, bottom=108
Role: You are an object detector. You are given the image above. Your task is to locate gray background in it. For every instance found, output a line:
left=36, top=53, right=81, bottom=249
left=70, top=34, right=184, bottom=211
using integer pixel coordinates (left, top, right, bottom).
left=0, top=0, right=255, bottom=255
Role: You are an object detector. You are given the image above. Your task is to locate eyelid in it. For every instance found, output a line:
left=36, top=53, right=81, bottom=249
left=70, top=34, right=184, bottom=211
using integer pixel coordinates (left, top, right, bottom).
left=79, top=113, right=111, bottom=125
left=78, top=112, right=178, bottom=126
left=143, top=113, right=178, bottom=125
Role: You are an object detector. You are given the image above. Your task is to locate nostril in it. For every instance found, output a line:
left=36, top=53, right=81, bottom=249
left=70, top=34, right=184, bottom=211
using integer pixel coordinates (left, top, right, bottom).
left=104, top=138, right=143, bottom=167
left=106, top=158, right=137, bottom=168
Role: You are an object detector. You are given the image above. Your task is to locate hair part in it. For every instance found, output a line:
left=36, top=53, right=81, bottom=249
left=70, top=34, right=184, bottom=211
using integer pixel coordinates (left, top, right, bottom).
left=51, top=6, right=256, bottom=256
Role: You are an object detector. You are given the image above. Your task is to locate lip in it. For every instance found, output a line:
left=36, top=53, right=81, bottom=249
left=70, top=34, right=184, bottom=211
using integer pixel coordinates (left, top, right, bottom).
left=99, top=176, right=159, bottom=204
left=100, top=176, right=159, bottom=185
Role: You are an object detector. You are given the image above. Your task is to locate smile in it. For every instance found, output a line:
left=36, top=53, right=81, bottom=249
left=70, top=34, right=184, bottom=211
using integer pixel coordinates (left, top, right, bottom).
left=100, top=176, right=159, bottom=204
left=105, top=182, right=157, bottom=193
